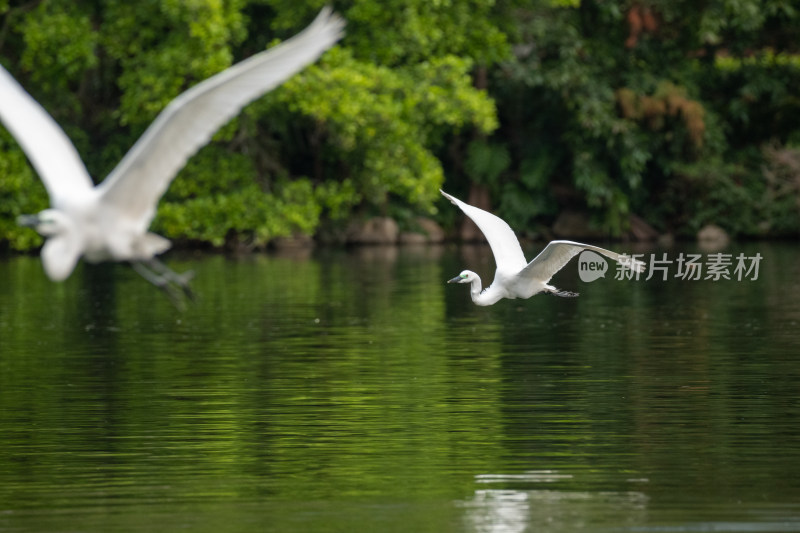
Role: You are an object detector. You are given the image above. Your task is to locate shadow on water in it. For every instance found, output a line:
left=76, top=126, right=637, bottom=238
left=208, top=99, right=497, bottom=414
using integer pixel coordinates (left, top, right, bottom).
left=1, top=242, right=799, bottom=532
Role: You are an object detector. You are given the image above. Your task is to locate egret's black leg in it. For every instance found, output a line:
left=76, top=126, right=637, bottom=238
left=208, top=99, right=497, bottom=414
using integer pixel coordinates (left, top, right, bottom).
left=550, top=289, right=579, bottom=297
left=145, top=258, right=195, bottom=301
left=130, top=260, right=194, bottom=309
left=131, top=260, right=182, bottom=306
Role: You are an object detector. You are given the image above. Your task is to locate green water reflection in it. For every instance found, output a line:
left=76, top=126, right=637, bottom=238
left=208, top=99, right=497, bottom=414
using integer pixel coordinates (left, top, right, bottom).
left=1, top=243, right=799, bottom=532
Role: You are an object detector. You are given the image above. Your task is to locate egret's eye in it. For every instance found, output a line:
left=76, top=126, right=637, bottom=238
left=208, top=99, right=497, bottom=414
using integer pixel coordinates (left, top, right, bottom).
left=460, top=273, right=467, bottom=279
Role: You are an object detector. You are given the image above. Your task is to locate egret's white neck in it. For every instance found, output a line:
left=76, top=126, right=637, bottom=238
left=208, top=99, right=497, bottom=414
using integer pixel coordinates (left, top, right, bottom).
left=469, top=275, right=504, bottom=306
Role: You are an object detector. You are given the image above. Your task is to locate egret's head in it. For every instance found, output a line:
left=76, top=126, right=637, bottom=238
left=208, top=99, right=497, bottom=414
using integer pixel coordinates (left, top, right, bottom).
left=17, top=209, right=70, bottom=237
left=18, top=209, right=81, bottom=281
left=447, top=270, right=476, bottom=284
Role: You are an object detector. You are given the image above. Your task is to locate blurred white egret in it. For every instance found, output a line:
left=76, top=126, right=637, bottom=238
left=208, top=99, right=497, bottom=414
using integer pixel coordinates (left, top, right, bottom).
left=441, top=190, right=646, bottom=306
left=0, top=8, right=344, bottom=303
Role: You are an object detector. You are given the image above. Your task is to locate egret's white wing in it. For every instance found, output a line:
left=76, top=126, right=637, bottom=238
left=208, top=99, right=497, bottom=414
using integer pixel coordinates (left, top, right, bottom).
left=0, top=64, right=94, bottom=204
left=440, top=190, right=527, bottom=272
left=97, top=7, right=345, bottom=227
left=519, top=240, right=645, bottom=283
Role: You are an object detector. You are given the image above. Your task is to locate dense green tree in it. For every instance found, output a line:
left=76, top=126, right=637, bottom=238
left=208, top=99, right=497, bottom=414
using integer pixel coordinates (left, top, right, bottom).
left=2, top=0, right=799, bottom=251
left=475, top=0, right=800, bottom=237
left=0, top=0, right=499, bottom=250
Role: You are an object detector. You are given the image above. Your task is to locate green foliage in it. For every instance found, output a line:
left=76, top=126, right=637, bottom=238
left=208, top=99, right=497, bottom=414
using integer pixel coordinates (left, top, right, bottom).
left=155, top=178, right=323, bottom=248
left=0, top=131, right=48, bottom=250
left=3, top=0, right=800, bottom=251
left=705, top=50, right=800, bottom=150
left=760, top=144, right=800, bottom=235
left=267, top=48, right=496, bottom=206
left=658, top=158, right=764, bottom=237
left=153, top=145, right=361, bottom=247
left=484, top=2, right=644, bottom=234
left=0, top=0, right=499, bottom=250
left=101, top=0, right=247, bottom=128
left=472, top=0, right=800, bottom=237
left=653, top=143, right=800, bottom=238
left=346, top=0, right=510, bottom=66
left=465, top=140, right=510, bottom=186
left=695, top=0, right=797, bottom=49
left=262, top=0, right=511, bottom=66
left=19, top=1, right=98, bottom=92
left=314, top=179, right=360, bottom=221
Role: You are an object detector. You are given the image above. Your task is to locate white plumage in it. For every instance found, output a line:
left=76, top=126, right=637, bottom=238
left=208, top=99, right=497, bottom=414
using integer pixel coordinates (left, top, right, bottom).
left=441, top=190, right=646, bottom=306
left=1, top=8, right=344, bottom=301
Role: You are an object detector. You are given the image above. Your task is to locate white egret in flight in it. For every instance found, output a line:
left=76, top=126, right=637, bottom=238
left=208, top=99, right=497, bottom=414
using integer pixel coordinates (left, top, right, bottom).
left=0, top=8, right=344, bottom=304
left=441, top=190, right=646, bottom=306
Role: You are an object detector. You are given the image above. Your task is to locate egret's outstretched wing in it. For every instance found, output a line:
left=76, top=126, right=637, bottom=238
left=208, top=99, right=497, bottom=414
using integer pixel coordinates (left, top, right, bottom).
left=0, top=64, right=94, bottom=204
left=519, top=240, right=646, bottom=283
left=441, top=190, right=527, bottom=272
left=97, top=7, right=345, bottom=228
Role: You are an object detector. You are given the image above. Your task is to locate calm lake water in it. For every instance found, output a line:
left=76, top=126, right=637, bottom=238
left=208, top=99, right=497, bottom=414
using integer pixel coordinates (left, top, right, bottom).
left=1, top=242, right=799, bottom=532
